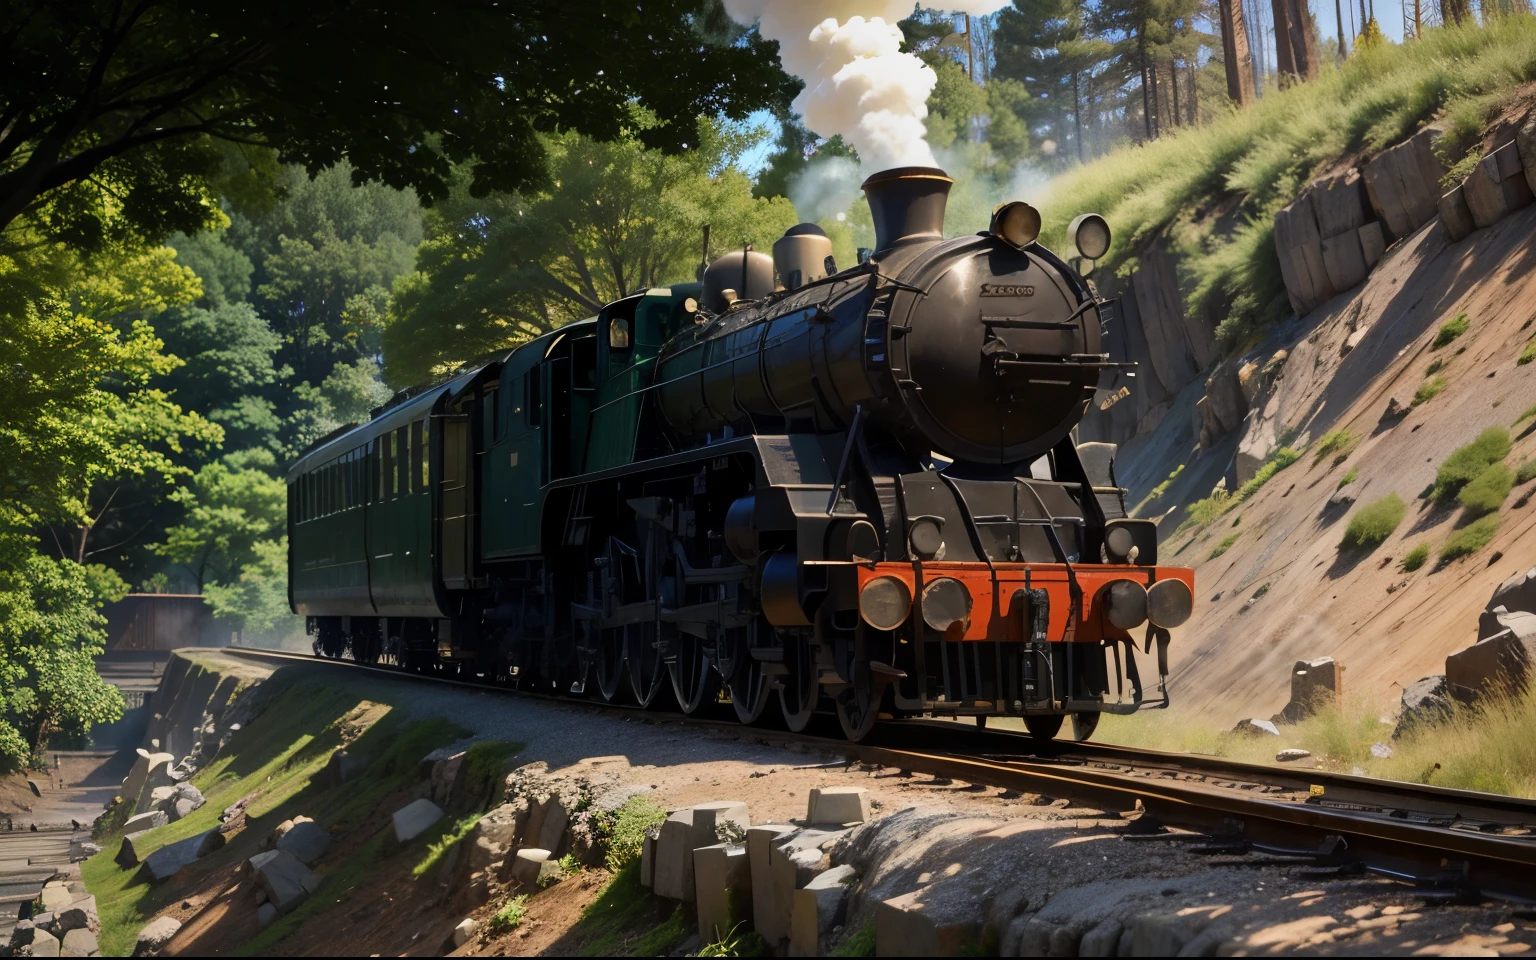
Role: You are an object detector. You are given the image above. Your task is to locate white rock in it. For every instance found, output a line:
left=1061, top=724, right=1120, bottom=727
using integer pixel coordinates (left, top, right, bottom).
left=391, top=798, right=444, bottom=844
left=1275, top=748, right=1312, bottom=762
left=453, top=917, right=479, bottom=947
left=133, top=917, right=182, bottom=955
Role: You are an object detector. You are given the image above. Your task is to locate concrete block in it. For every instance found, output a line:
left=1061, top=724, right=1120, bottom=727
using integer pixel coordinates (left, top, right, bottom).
left=510, top=848, right=550, bottom=887
left=747, top=825, right=797, bottom=950
left=251, top=849, right=321, bottom=914
left=122, top=811, right=167, bottom=835
left=1320, top=228, right=1368, bottom=293
left=534, top=794, right=571, bottom=856
left=1439, top=184, right=1476, bottom=242
left=1277, top=656, right=1341, bottom=722
left=789, top=865, right=854, bottom=957
left=639, top=828, right=658, bottom=888
left=391, top=798, right=444, bottom=844
left=21, top=929, right=59, bottom=957
left=806, top=787, right=870, bottom=826
left=689, top=800, right=749, bottom=846
left=875, top=887, right=981, bottom=957
left=58, top=929, right=96, bottom=958
left=1447, top=626, right=1536, bottom=698
left=453, top=917, right=479, bottom=947
left=39, top=884, right=71, bottom=913
left=694, top=843, right=752, bottom=945
left=140, top=830, right=220, bottom=883
left=652, top=810, right=697, bottom=902
left=276, top=820, right=331, bottom=866
left=1358, top=221, right=1386, bottom=269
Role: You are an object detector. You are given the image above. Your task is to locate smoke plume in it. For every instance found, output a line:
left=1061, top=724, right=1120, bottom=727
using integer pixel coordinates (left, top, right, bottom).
left=723, top=2, right=1010, bottom=174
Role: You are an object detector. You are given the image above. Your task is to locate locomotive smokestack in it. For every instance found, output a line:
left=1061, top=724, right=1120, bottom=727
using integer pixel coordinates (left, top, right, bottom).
left=861, top=166, right=953, bottom=254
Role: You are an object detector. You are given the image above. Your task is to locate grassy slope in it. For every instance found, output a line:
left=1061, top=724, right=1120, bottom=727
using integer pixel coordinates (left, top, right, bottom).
left=1034, top=18, right=1536, bottom=347
left=84, top=669, right=470, bottom=957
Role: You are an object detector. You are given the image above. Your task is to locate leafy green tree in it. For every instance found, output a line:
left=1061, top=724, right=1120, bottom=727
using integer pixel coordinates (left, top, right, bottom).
left=285, top=359, right=394, bottom=454
left=151, top=450, right=286, bottom=591
left=205, top=538, right=293, bottom=641
left=0, top=0, right=794, bottom=246
left=384, top=124, right=798, bottom=387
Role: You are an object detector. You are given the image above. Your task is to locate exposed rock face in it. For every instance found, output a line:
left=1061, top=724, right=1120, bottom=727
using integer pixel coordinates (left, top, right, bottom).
left=1362, top=124, right=1447, bottom=240
left=1445, top=569, right=1536, bottom=700
left=1439, top=183, right=1477, bottom=242
left=1393, top=675, right=1452, bottom=739
left=1194, top=362, right=1248, bottom=448
left=1275, top=171, right=1382, bottom=315
left=1462, top=142, right=1533, bottom=228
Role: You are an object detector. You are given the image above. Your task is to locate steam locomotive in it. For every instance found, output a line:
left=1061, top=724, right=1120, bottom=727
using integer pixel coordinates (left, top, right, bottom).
left=286, top=166, right=1195, bottom=741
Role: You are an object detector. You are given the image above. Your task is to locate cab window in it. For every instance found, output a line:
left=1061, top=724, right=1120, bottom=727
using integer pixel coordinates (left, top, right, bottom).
left=609, top=316, right=632, bottom=351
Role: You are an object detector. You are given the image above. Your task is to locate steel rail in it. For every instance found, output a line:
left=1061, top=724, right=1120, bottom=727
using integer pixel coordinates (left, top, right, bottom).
left=210, top=646, right=1536, bottom=901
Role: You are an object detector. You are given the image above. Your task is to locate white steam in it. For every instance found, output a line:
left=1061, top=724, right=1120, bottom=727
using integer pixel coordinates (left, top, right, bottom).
left=787, top=156, right=862, bottom=223
left=723, top=1, right=1010, bottom=174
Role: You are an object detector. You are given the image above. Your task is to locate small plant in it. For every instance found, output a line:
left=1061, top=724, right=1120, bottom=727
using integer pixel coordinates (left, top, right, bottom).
left=1519, top=460, right=1536, bottom=485
left=1340, top=493, right=1406, bottom=550
left=1149, top=463, right=1185, bottom=501
left=1517, top=402, right=1536, bottom=426
left=699, top=925, right=772, bottom=957
left=1313, top=428, right=1356, bottom=464
left=1432, top=313, right=1469, bottom=349
left=1209, top=533, right=1240, bottom=560
left=1458, top=462, right=1514, bottom=516
left=1426, top=357, right=1445, bottom=375
left=1412, top=375, right=1448, bottom=406
left=1179, top=488, right=1231, bottom=530
left=714, top=820, right=746, bottom=844
left=1519, top=339, right=1536, bottom=366
left=1400, top=543, right=1430, bottom=571
left=598, top=795, right=668, bottom=872
left=831, top=925, right=878, bottom=957
left=489, top=895, right=529, bottom=934
left=1431, top=427, right=1512, bottom=502
left=1337, top=466, right=1358, bottom=490
left=1440, top=514, right=1501, bottom=561
left=1234, top=447, right=1302, bottom=502
left=1253, top=582, right=1271, bottom=598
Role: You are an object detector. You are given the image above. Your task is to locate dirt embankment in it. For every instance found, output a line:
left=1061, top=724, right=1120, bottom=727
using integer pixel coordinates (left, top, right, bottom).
left=1118, top=194, right=1536, bottom=724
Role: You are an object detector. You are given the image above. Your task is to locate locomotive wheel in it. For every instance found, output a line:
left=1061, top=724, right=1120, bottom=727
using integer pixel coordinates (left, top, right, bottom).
left=630, top=531, right=677, bottom=708
left=627, top=623, right=668, bottom=707
left=834, top=678, right=883, bottom=742
left=1071, top=711, right=1101, bottom=742
left=778, top=635, right=820, bottom=733
left=593, top=628, right=627, bottom=702
left=727, top=661, right=770, bottom=724
left=670, top=634, right=719, bottom=714
left=1024, top=714, right=1065, bottom=742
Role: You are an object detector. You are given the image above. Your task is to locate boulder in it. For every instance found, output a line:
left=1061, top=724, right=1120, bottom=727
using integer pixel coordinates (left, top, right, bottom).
left=1518, top=113, right=1536, bottom=197
left=1276, top=656, right=1341, bottom=722
left=746, top=825, right=798, bottom=951
left=1447, top=623, right=1536, bottom=699
left=694, top=843, right=751, bottom=945
left=453, top=917, right=479, bottom=947
left=132, top=916, right=181, bottom=957
left=391, top=798, right=444, bottom=844
left=1198, top=363, right=1248, bottom=444
left=1275, top=748, right=1312, bottom=762
left=1439, top=184, right=1476, bottom=243
left=149, top=786, right=175, bottom=806
left=196, top=829, right=226, bottom=858
left=1231, top=718, right=1280, bottom=737
left=59, top=929, right=96, bottom=958
left=257, top=902, right=277, bottom=929
left=1273, top=199, right=1334, bottom=316
left=1480, top=567, right=1536, bottom=637
left=789, top=865, right=855, bottom=957
left=121, top=751, right=173, bottom=811
left=18, top=928, right=59, bottom=957
left=806, top=787, right=871, bottom=826
left=875, top=886, right=981, bottom=957
left=114, top=830, right=148, bottom=868
left=250, top=849, right=321, bottom=914
left=275, top=820, right=331, bottom=866
left=140, top=830, right=220, bottom=883
left=122, top=811, right=167, bottom=835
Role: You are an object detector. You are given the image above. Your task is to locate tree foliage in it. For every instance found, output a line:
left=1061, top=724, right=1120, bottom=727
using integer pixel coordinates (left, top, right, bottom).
left=384, top=123, right=797, bottom=387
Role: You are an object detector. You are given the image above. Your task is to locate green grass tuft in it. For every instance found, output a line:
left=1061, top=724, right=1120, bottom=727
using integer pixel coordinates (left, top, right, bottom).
left=1440, top=513, right=1502, bottom=561
left=1517, top=402, right=1536, bottom=425
left=599, top=795, right=668, bottom=873
left=1148, top=464, right=1185, bottom=502
left=1412, top=375, right=1448, bottom=406
left=1234, top=447, right=1301, bottom=502
left=1432, top=313, right=1470, bottom=348
left=490, top=894, right=530, bottom=934
left=1208, top=533, right=1240, bottom=560
left=699, top=926, right=773, bottom=957
left=1458, top=462, right=1515, bottom=516
left=1340, top=494, right=1406, bottom=550
left=831, top=925, right=878, bottom=957
left=1518, top=460, right=1536, bottom=485
left=1401, top=543, right=1431, bottom=571
left=1313, top=428, right=1356, bottom=463
left=1337, top=466, right=1358, bottom=490
left=413, top=813, right=479, bottom=879
left=1519, top=339, right=1536, bottom=366
left=1426, top=357, right=1446, bottom=375
left=1431, top=427, right=1512, bottom=502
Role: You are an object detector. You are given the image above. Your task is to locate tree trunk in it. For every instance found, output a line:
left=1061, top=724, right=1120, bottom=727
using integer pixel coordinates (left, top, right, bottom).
left=1217, top=0, right=1257, bottom=104
left=1139, top=42, right=1154, bottom=140
left=1286, top=0, right=1321, bottom=80
left=1073, top=70, right=1085, bottom=163
left=1170, top=56, right=1182, bottom=127
left=1271, top=0, right=1299, bottom=84
left=1189, top=58, right=1199, bottom=124
left=1337, top=0, right=1349, bottom=57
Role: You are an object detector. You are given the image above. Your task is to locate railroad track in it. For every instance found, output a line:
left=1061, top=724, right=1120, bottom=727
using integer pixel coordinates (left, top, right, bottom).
left=212, top=646, right=1536, bottom=903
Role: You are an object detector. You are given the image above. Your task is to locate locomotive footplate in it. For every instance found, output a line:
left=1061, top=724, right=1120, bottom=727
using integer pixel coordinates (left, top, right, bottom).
left=858, top=560, right=1194, bottom=718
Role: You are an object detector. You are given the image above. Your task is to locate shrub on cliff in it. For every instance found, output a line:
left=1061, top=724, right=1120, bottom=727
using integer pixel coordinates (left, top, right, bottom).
left=1431, top=428, right=1512, bottom=503
left=1341, top=494, right=1407, bottom=550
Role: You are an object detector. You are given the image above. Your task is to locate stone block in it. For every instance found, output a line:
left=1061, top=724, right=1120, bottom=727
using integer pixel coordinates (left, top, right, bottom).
left=59, top=929, right=95, bottom=958
left=694, top=843, right=752, bottom=945
left=1309, top=170, right=1369, bottom=239
left=251, top=849, right=321, bottom=914
left=39, top=884, right=71, bottom=913
left=391, top=798, right=444, bottom=844
left=789, top=865, right=854, bottom=957
left=140, top=830, right=219, bottom=883
left=534, top=794, right=571, bottom=855
left=1463, top=156, right=1512, bottom=229
left=474, top=800, right=527, bottom=853
left=1439, top=184, right=1476, bottom=242
left=510, top=848, right=550, bottom=887
left=652, top=810, right=697, bottom=902
left=1125, top=911, right=1208, bottom=955
left=1447, top=627, right=1536, bottom=699
left=806, top=787, right=870, bottom=826
left=453, top=917, right=479, bottom=947
left=1277, top=656, right=1340, bottom=722
left=324, top=748, right=369, bottom=787
left=428, top=751, right=466, bottom=808
left=690, top=800, right=749, bottom=846
left=1320, top=228, right=1368, bottom=293
left=1079, top=917, right=1123, bottom=957
left=1358, top=221, right=1386, bottom=269
left=639, top=828, right=658, bottom=888
left=875, top=887, right=981, bottom=957
left=196, top=829, right=225, bottom=858
left=1364, top=134, right=1440, bottom=239
left=276, top=820, right=331, bottom=866
left=122, top=811, right=167, bottom=835
left=121, top=751, right=173, bottom=810
left=746, top=825, right=797, bottom=950
left=133, top=915, right=181, bottom=956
